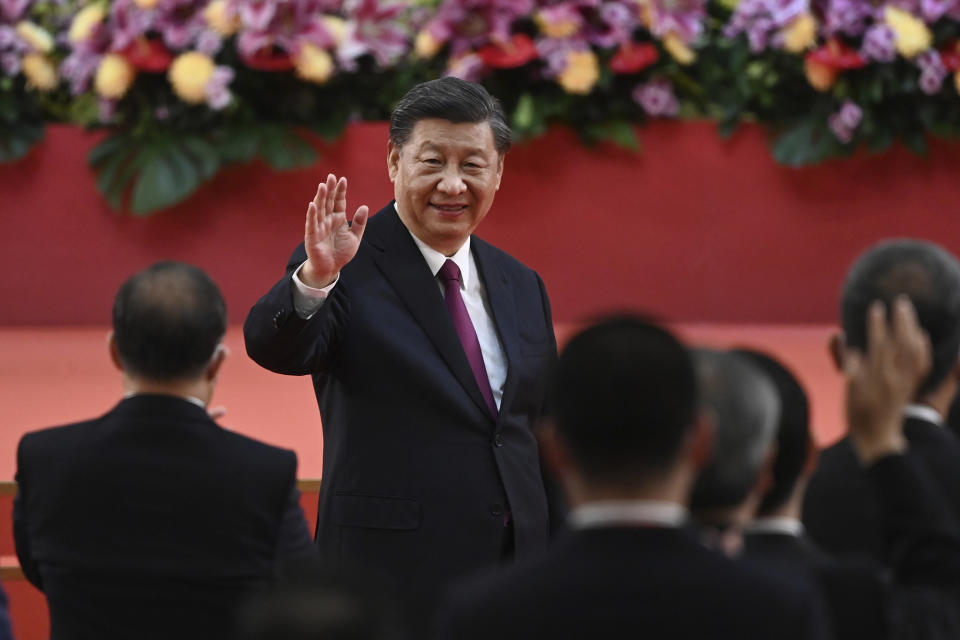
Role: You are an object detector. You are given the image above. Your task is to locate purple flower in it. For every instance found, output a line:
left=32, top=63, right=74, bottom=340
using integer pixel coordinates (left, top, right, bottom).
left=232, top=0, right=338, bottom=58
left=195, top=28, right=223, bottom=55
left=337, top=0, right=410, bottom=70
left=828, top=100, right=861, bottom=143
left=647, top=0, right=707, bottom=43
left=537, top=36, right=585, bottom=77
left=632, top=79, right=679, bottom=117
left=817, top=0, right=874, bottom=37
left=0, top=0, right=32, bottom=23
left=205, top=65, right=234, bottom=109
left=425, top=0, right=534, bottom=57
left=860, top=23, right=895, bottom=62
left=60, top=48, right=102, bottom=94
left=98, top=98, right=117, bottom=123
left=444, top=51, right=484, bottom=81
left=107, top=0, right=154, bottom=51
left=724, top=0, right=808, bottom=53
left=587, top=0, right=638, bottom=48
left=915, top=50, right=946, bottom=94
left=1, top=50, right=19, bottom=74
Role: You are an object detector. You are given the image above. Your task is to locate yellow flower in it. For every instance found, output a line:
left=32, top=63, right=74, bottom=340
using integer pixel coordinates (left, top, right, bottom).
left=414, top=29, right=442, bottom=58
left=168, top=52, right=214, bottom=103
left=204, top=0, right=239, bottom=37
left=21, top=53, right=58, bottom=91
left=663, top=32, right=696, bottom=65
left=557, top=50, right=599, bottom=95
left=885, top=6, right=932, bottom=58
left=95, top=54, right=136, bottom=99
left=69, top=3, right=106, bottom=43
left=134, top=0, right=158, bottom=7
left=804, top=58, right=836, bottom=91
left=15, top=21, right=54, bottom=53
left=294, top=43, right=335, bottom=84
left=780, top=13, right=817, bottom=53
left=955, top=70, right=960, bottom=95
left=323, top=16, right=347, bottom=46
left=534, top=12, right=579, bottom=39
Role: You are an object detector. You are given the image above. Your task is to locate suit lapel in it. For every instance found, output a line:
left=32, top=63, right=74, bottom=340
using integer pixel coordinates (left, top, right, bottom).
left=473, top=238, right=519, bottom=421
left=372, top=209, right=495, bottom=422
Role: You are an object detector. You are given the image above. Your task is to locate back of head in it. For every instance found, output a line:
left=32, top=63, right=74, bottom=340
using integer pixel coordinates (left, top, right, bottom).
left=551, top=316, right=699, bottom=484
left=238, top=559, right=401, bottom=640
left=112, top=261, right=226, bottom=381
left=690, top=350, right=780, bottom=510
left=842, top=239, right=960, bottom=395
left=389, top=77, right=512, bottom=154
left=731, top=349, right=810, bottom=515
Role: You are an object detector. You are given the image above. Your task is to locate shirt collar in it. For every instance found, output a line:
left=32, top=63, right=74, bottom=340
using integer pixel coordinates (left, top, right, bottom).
left=406, top=227, right=473, bottom=290
left=569, top=500, right=689, bottom=530
left=744, top=516, right=805, bottom=537
left=904, top=404, right=943, bottom=426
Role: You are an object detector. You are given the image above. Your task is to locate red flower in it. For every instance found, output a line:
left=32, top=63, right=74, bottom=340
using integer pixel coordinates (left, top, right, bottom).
left=477, top=34, right=538, bottom=69
left=121, top=37, right=173, bottom=72
left=609, top=42, right=658, bottom=74
left=939, top=41, right=960, bottom=71
left=241, top=46, right=294, bottom=71
left=806, top=39, right=866, bottom=70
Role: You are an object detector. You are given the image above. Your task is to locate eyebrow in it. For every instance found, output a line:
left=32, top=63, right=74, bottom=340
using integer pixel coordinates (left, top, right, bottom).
left=418, top=142, right=489, bottom=156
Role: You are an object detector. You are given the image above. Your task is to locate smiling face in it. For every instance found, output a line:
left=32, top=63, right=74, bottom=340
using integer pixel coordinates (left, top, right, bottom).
left=388, top=118, right=504, bottom=256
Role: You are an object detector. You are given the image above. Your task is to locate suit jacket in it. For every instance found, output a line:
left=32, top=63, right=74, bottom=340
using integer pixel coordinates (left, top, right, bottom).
left=14, top=394, right=313, bottom=640
left=437, top=526, right=829, bottom=640
left=803, top=416, right=960, bottom=561
left=757, top=454, right=960, bottom=640
left=244, top=204, right=558, bottom=598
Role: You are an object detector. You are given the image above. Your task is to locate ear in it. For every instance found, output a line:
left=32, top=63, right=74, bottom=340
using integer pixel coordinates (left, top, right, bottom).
left=754, top=444, right=778, bottom=498
left=387, top=142, right=400, bottom=183
left=107, top=331, right=124, bottom=372
left=828, top=331, right=845, bottom=372
left=494, top=154, right=504, bottom=191
left=205, top=344, right=228, bottom=382
left=538, top=420, right=574, bottom=480
left=688, top=410, right=715, bottom=471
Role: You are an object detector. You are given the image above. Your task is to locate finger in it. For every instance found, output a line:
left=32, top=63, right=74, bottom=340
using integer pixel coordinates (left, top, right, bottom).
left=208, top=406, right=227, bottom=420
left=891, top=296, right=917, bottom=350
left=305, top=202, right=317, bottom=240
left=351, top=205, right=369, bottom=240
left=314, top=183, right=329, bottom=222
left=326, top=174, right=337, bottom=218
left=334, top=176, right=348, bottom=215
left=865, top=300, right=888, bottom=367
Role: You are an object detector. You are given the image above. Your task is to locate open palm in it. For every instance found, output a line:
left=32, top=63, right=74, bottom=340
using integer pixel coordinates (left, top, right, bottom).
left=302, top=173, right=369, bottom=288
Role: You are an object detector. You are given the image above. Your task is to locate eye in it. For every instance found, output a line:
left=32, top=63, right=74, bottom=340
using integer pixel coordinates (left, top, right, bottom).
left=464, top=162, right=483, bottom=169
left=423, top=157, right=442, bottom=166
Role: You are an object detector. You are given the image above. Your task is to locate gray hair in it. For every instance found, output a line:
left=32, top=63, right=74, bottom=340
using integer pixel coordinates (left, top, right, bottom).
left=690, top=349, right=780, bottom=510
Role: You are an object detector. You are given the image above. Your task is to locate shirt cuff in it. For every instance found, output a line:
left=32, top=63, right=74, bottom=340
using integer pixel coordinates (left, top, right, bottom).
left=292, top=261, right=338, bottom=319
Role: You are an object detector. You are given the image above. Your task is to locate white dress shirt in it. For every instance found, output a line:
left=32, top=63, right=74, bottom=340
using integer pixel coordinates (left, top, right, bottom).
left=903, top=403, right=943, bottom=426
left=569, top=500, right=689, bottom=530
left=744, top=516, right=805, bottom=537
left=290, top=225, right=507, bottom=410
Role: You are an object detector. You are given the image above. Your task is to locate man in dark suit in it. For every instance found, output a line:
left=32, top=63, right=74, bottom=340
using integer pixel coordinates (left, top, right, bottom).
left=804, top=240, right=960, bottom=560
left=437, top=317, right=828, bottom=639
left=244, top=78, right=558, bottom=605
left=14, top=261, right=313, bottom=640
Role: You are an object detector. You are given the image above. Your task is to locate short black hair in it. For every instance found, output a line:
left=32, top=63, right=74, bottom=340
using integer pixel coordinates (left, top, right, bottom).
left=112, top=261, right=226, bottom=381
left=690, top=350, right=780, bottom=511
left=842, top=239, right=960, bottom=396
left=732, top=349, right=810, bottom=516
left=389, top=77, right=511, bottom=154
left=551, top=316, right=699, bottom=484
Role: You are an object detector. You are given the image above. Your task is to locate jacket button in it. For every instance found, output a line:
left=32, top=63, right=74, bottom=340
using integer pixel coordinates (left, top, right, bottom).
left=272, top=309, right=285, bottom=328
left=490, top=503, right=504, bottom=517
left=493, top=433, right=504, bottom=447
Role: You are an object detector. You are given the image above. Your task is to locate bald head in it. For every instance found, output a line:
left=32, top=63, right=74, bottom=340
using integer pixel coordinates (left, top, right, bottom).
left=690, top=349, right=780, bottom=510
left=112, top=261, right=226, bottom=382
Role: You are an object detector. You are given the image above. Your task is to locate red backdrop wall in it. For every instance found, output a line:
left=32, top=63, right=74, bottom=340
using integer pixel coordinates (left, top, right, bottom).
left=4, top=122, right=960, bottom=326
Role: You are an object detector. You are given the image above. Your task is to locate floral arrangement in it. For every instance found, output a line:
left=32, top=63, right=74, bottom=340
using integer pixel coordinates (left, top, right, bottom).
left=2, top=0, right=960, bottom=213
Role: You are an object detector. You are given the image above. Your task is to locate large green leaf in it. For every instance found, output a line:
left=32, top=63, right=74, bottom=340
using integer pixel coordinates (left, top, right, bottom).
left=0, top=123, right=44, bottom=163
left=130, top=141, right=202, bottom=215
left=215, top=126, right=262, bottom=164
left=258, top=125, right=318, bottom=170
left=181, top=136, right=220, bottom=180
left=771, top=120, right=840, bottom=167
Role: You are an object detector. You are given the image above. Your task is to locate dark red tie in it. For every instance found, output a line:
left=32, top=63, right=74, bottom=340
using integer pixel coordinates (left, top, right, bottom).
left=438, top=259, right=498, bottom=419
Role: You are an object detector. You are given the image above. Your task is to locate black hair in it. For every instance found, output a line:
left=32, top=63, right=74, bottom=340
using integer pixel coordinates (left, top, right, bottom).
left=842, top=239, right=960, bottom=395
left=551, top=316, right=698, bottom=484
left=112, top=261, right=226, bottom=381
left=389, top=77, right=511, bottom=154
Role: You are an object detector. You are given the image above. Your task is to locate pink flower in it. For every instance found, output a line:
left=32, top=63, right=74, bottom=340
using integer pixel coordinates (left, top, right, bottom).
left=337, top=0, right=410, bottom=70
left=632, top=78, right=679, bottom=117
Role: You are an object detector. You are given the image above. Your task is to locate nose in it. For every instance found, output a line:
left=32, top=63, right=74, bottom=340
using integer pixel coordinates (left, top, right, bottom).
left=437, top=166, right=467, bottom=195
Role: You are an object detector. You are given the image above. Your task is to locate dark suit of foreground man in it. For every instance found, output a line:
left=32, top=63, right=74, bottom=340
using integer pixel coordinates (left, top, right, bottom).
left=14, top=262, right=313, bottom=640
left=245, top=79, right=557, bottom=600
left=438, top=318, right=826, bottom=639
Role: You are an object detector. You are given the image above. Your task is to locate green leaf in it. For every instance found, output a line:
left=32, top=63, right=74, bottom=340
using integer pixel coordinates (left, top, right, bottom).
left=216, top=126, right=262, bottom=164
left=258, top=126, right=317, bottom=170
left=602, top=120, right=641, bottom=152
left=902, top=131, right=928, bottom=156
left=512, top=93, right=536, bottom=131
left=771, top=120, right=839, bottom=167
left=181, top=136, right=220, bottom=180
left=0, top=123, right=44, bottom=163
left=130, top=141, right=201, bottom=215
left=88, top=133, right=133, bottom=167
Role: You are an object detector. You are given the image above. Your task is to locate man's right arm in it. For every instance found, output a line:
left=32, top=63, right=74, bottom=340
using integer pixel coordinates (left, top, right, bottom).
left=243, top=174, right=367, bottom=376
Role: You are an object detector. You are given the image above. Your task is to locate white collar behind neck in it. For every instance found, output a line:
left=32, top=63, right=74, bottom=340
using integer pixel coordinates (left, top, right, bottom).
left=904, top=404, right=943, bottom=426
